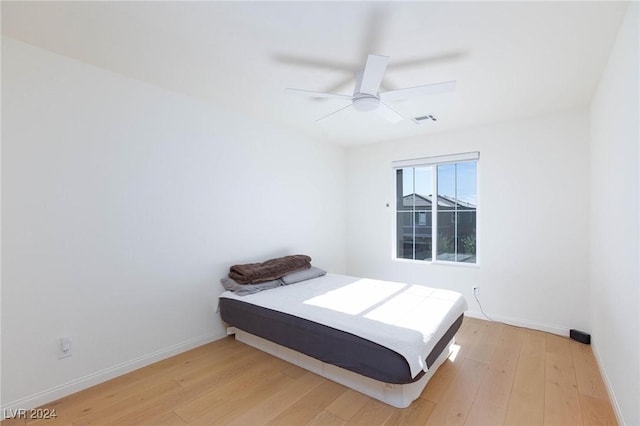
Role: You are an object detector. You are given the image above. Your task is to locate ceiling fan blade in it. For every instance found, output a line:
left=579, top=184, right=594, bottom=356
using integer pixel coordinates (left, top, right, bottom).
left=286, top=88, right=352, bottom=100
left=380, top=80, right=457, bottom=102
left=323, top=75, right=357, bottom=97
left=274, top=54, right=354, bottom=72
left=316, top=104, right=352, bottom=122
left=358, top=54, right=389, bottom=96
left=377, top=103, right=403, bottom=123
left=389, top=52, right=466, bottom=70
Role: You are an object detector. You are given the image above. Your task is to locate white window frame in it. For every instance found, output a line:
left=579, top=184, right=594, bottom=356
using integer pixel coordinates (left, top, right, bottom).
left=391, top=151, right=480, bottom=267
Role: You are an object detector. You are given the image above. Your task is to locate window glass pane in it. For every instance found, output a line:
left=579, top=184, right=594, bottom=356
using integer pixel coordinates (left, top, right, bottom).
left=414, top=167, right=432, bottom=211
left=456, top=162, right=477, bottom=207
left=457, top=211, right=476, bottom=263
left=435, top=161, right=477, bottom=263
left=437, top=211, right=456, bottom=261
left=396, top=168, right=414, bottom=210
left=414, top=211, right=432, bottom=260
left=437, top=163, right=456, bottom=210
left=456, top=162, right=477, bottom=263
left=396, top=212, right=414, bottom=259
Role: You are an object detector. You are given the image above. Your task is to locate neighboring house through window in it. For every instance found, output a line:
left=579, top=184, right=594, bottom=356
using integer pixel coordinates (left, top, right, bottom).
left=393, top=152, right=478, bottom=264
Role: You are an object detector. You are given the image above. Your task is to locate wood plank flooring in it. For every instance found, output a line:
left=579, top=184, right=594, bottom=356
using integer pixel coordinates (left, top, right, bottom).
left=2, top=318, right=617, bottom=425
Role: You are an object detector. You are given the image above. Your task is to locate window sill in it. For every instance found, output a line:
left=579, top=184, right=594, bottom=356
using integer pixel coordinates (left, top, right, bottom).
left=393, top=258, right=480, bottom=269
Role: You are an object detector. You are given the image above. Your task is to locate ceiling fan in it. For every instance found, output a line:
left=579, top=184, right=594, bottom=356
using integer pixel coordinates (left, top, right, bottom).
left=286, top=54, right=456, bottom=123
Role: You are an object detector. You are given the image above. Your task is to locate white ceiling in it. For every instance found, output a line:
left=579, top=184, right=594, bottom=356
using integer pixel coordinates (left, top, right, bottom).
left=1, top=1, right=629, bottom=145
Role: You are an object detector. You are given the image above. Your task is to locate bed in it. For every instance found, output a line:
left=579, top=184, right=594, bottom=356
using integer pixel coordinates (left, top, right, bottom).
left=219, top=273, right=467, bottom=408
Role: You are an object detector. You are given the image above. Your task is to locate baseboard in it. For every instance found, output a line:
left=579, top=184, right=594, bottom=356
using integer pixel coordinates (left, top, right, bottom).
left=1, top=331, right=223, bottom=418
left=464, top=309, right=570, bottom=336
left=591, top=343, right=625, bottom=425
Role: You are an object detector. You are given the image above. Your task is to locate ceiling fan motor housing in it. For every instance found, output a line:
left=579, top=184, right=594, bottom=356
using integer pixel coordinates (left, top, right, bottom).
left=352, top=94, right=380, bottom=112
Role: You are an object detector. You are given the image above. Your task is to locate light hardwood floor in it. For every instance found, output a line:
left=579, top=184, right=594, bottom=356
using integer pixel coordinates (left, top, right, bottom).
left=3, top=318, right=617, bottom=425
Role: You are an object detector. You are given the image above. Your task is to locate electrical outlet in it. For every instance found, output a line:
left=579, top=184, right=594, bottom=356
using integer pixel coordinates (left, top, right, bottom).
left=58, top=337, right=72, bottom=359
left=472, top=286, right=480, bottom=296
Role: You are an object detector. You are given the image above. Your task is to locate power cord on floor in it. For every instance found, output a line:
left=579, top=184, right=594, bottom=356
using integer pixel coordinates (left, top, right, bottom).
left=473, top=292, right=498, bottom=322
left=473, top=292, right=530, bottom=331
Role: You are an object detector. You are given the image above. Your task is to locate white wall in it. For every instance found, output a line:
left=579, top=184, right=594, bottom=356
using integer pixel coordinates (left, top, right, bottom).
left=346, top=109, right=591, bottom=334
left=1, top=37, right=346, bottom=409
left=589, top=3, right=639, bottom=425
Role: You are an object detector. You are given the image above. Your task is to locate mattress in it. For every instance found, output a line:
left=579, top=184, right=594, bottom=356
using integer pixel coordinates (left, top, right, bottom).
left=219, top=273, right=467, bottom=384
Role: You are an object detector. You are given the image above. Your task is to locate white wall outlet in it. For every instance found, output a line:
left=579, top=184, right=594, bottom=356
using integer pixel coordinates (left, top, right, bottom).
left=58, top=337, right=72, bottom=359
left=472, top=286, right=480, bottom=296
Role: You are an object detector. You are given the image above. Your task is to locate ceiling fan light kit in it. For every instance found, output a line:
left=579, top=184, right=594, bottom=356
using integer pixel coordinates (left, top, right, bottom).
left=286, top=54, right=456, bottom=124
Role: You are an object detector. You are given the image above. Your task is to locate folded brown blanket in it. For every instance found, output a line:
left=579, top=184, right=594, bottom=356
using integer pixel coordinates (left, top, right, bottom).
left=229, top=254, right=311, bottom=284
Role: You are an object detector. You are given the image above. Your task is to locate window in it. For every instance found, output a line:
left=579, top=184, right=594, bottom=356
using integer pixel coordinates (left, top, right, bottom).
left=394, top=152, right=478, bottom=264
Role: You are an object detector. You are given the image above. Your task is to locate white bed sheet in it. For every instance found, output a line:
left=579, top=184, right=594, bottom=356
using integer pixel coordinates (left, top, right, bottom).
left=220, top=273, right=467, bottom=378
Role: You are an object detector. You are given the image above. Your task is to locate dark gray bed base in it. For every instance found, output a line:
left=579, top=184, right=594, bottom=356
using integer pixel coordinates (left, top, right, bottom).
left=219, top=297, right=463, bottom=385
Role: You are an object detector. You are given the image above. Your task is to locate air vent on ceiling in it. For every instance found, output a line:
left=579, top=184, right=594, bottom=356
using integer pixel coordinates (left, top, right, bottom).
left=413, top=114, right=438, bottom=124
